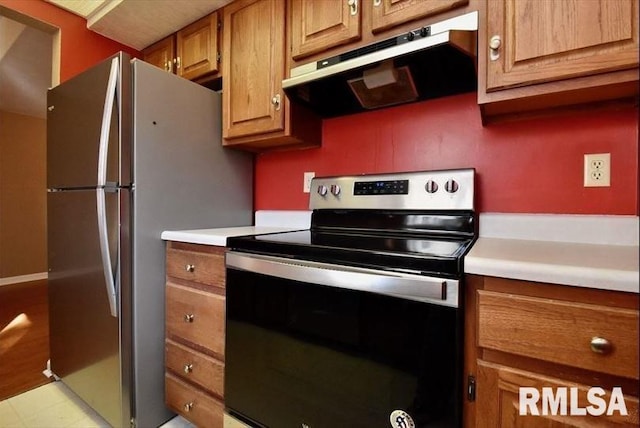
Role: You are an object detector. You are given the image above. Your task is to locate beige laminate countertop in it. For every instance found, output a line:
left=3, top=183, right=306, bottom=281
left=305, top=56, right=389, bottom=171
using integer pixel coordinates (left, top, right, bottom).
left=162, top=212, right=639, bottom=294
left=160, top=226, right=301, bottom=247
left=465, top=237, right=639, bottom=293
left=465, top=214, right=639, bottom=294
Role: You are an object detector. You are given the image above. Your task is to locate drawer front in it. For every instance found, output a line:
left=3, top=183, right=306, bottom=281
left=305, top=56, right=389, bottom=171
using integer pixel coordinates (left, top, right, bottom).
left=166, top=283, right=225, bottom=355
left=478, top=290, right=639, bottom=379
left=166, top=339, right=224, bottom=397
left=166, top=373, right=223, bottom=428
left=166, top=247, right=225, bottom=287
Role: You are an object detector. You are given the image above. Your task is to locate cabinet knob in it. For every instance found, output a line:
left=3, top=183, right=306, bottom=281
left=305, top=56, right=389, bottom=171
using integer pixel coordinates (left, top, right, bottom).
left=184, top=314, right=195, bottom=323
left=183, top=363, right=193, bottom=374
left=373, top=0, right=381, bottom=7
left=174, top=56, right=181, bottom=70
left=590, top=337, right=612, bottom=354
left=489, top=35, right=501, bottom=61
left=348, top=0, right=358, bottom=15
left=185, top=264, right=195, bottom=272
left=183, top=402, right=194, bottom=412
left=164, top=60, right=172, bottom=72
left=271, top=94, right=281, bottom=111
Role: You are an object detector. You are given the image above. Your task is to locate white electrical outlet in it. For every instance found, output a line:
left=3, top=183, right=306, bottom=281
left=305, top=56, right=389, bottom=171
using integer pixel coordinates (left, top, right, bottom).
left=584, top=153, right=610, bottom=187
left=303, top=172, right=315, bottom=193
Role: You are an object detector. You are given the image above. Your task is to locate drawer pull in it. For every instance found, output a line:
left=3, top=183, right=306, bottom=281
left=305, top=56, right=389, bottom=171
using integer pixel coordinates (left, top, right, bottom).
left=185, top=264, right=195, bottom=272
left=590, top=337, right=612, bottom=354
left=184, top=314, right=195, bottom=323
left=183, top=402, right=194, bottom=412
left=183, top=363, right=193, bottom=374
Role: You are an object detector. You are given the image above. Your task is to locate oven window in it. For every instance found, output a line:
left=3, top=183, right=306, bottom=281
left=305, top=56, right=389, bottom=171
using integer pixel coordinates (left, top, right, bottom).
left=225, top=268, right=461, bottom=428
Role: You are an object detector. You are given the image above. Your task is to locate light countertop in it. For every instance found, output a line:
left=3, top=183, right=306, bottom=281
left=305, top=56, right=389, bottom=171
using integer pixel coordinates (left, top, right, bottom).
left=466, top=214, right=639, bottom=294
left=160, top=210, right=311, bottom=246
left=160, top=226, right=301, bottom=247
left=465, top=238, right=639, bottom=293
left=161, top=211, right=639, bottom=294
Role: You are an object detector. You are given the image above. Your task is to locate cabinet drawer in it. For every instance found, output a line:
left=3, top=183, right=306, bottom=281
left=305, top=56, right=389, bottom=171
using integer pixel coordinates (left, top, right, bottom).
left=166, top=283, right=225, bottom=355
left=166, top=373, right=223, bottom=428
left=166, top=339, right=224, bottom=397
left=166, top=247, right=225, bottom=287
left=477, top=290, right=639, bottom=379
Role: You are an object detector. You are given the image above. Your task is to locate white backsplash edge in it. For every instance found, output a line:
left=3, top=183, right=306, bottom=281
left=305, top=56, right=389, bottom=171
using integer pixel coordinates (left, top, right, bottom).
left=479, top=213, right=639, bottom=246
left=255, top=210, right=312, bottom=229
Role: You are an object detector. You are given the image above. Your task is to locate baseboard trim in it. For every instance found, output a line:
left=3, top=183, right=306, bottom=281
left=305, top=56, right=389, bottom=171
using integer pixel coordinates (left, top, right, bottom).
left=0, top=272, right=48, bottom=287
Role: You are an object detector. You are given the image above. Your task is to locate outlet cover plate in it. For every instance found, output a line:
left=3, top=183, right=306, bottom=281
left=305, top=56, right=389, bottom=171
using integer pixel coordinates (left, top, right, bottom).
left=303, top=172, right=315, bottom=193
left=584, top=153, right=610, bottom=187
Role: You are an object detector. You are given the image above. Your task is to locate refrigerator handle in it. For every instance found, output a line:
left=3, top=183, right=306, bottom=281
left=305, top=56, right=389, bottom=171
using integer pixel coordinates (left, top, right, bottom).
left=97, top=188, right=118, bottom=317
left=97, top=56, right=119, bottom=187
left=96, top=57, right=120, bottom=318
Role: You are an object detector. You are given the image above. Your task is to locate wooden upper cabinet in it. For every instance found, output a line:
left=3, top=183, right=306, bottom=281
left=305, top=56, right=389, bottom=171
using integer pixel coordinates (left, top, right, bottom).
left=223, top=0, right=285, bottom=140
left=176, top=12, right=220, bottom=81
left=222, top=0, right=321, bottom=151
left=142, top=36, right=175, bottom=73
left=290, top=0, right=361, bottom=60
left=486, top=0, right=639, bottom=92
left=370, top=0, right=469, bottom=34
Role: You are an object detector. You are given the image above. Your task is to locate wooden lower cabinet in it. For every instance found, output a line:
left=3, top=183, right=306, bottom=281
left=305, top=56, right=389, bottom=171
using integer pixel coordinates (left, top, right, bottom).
left=165, top=242, right=226, bottom=428
left=466, top=275, right=640, bottom=427
left=477, top=361, right=639, bottom=427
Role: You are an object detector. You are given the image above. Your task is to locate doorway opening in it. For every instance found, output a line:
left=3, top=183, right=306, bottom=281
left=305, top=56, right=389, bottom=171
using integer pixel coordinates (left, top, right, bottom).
left=0, top=6, right=60, bottom=400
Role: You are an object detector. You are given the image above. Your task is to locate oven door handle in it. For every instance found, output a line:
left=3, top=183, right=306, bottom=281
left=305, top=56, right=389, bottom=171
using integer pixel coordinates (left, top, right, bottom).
left=226, top=251, right=458, bottom=307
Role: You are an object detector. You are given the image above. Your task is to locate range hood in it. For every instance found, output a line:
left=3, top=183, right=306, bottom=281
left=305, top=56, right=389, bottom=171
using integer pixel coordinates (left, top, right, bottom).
left=282, top=11, right=478, bottom=118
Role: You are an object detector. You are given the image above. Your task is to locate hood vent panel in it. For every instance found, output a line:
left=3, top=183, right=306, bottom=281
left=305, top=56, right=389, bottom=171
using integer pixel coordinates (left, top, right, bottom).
left=283, top=11, right=478, bottom=118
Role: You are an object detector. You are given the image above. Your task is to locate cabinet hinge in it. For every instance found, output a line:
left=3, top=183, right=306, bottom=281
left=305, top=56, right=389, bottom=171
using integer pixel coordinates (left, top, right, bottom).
left=217, top=20, right=222, bottom=30
left=467, top=375, right=476, bottom=402
left=130, top=417, right=136, bottom=428
left=217, top=52, right=221, bottom=63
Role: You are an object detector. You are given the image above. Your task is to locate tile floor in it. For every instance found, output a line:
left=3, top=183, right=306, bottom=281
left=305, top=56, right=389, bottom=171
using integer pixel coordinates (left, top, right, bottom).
left=0, top=382, right=196, bottom=428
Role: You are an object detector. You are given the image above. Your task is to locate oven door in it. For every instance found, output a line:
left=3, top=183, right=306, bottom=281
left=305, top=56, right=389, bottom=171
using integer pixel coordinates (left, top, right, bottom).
left=225, top=251, right=462, bottom=428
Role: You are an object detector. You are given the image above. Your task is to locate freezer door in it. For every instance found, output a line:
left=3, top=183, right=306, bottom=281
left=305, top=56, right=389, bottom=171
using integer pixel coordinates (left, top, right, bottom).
left=47, top=188, right=130, bottom=427
left=47, top=52, right=131, bottom=189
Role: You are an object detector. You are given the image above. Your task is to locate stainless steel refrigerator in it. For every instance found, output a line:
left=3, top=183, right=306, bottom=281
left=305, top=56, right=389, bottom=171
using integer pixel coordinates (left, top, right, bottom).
left=46, top=52, right=252, bottom=428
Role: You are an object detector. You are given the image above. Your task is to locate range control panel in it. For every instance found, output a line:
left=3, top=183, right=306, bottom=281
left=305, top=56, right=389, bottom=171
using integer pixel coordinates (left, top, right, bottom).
left=309, top=169, right=474, bottom=211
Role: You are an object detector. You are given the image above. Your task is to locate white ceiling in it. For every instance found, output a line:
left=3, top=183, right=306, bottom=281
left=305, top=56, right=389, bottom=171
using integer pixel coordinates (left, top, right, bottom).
left=46, top=0, right=232, bottom=50
left=0, top=16, right=52, bottom=119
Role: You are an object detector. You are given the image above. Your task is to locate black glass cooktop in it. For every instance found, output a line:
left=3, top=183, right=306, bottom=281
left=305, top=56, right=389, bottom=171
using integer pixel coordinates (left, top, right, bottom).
left=226, top=229, right=474, bottom=278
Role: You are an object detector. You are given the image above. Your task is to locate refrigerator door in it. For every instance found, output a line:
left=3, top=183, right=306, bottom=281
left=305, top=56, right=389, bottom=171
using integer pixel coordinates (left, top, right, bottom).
left=47, top=52, right=131, bottom=190
left=130, top=60, right=253, bottom=428
left=47, top=187, right=130, bottom=428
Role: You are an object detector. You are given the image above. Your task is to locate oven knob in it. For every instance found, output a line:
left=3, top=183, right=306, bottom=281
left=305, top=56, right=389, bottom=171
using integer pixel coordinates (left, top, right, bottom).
left=330, top=184, right=341, bottom=196
left=425, top=180, right=439, bottom=193
left=444, top=179, right=459, bottom=193
left=317, top=185, right=328, bottom=196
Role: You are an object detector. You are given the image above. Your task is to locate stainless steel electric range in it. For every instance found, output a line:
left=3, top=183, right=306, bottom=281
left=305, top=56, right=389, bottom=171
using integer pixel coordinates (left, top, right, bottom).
left=225, top=169, right=476, bottom=428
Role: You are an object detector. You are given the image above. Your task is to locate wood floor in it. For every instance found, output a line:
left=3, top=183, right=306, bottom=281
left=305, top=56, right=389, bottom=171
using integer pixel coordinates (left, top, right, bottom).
left=0, top=279, right=51, bottom=400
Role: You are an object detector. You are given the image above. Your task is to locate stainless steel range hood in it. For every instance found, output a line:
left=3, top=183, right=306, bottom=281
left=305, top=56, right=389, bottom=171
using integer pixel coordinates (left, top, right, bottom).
left=282, top=11, right=478, bottom=118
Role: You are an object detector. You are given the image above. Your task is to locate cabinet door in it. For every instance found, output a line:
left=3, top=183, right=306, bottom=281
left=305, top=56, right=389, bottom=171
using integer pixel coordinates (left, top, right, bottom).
left=477, top=360, right=639, bottom=427
left=486, top=0, right=639, bottom=92
left=290, top=0, right=361, bottom=60
left=223, top=0, right=285, bottom=139
left=142, top=36, right=175, bottom=73
left=370, top=0, right=468, bottom=34
left=176, top=12, right=220, bottom=81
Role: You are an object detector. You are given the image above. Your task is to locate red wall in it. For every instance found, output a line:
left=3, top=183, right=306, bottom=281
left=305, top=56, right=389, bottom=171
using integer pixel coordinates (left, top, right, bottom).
left=0, top=0, right=139, bottom=82
left=255, top=93, right=639, bottom=215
